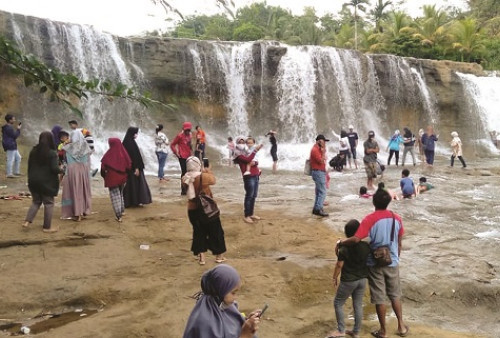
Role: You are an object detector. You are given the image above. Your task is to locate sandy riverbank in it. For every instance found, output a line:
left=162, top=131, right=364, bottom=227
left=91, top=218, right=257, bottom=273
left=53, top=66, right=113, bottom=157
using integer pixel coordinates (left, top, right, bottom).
left=0, top=161, right=497, bottom=337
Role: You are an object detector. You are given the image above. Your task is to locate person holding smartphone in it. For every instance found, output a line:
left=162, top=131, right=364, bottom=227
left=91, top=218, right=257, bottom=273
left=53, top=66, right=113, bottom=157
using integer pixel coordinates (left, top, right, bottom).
left=310, top=134, right=329, bottom=217
left=2, top=114, right=22, bottom=178
left=183, top=264, right=262, bottom=338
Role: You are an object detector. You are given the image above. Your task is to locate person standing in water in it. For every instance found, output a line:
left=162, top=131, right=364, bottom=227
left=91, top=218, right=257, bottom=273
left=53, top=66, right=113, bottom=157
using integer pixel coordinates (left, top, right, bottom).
left=170, top=122, right=193, bottom=195
left=266, top=130, right=278, bottom=173
left=450, top=131, right=466, bottom=168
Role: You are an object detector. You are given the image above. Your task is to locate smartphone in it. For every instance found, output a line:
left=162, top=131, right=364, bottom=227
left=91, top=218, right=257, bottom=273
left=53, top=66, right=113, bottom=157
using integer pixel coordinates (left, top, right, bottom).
left=258, top=304, right=268, bottom=318
left=18, top=122, right=22, bottom=126
left=203, top=158, right=209, bottom=168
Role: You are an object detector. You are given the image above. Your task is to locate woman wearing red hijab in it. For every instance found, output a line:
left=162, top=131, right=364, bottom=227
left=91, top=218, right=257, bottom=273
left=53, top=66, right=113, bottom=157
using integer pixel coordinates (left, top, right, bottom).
left=101, top=138, right=132, bottom=222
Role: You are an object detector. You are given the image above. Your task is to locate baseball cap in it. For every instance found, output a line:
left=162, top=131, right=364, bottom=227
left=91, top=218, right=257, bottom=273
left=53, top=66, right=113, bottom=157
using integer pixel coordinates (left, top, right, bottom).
left=182, top=121, right=192, bottom=131
left=316, top=134, right=330, bottom=142
left=368, top=130, right=375, bottom=137
left=348, top=125, right=354, bottom=129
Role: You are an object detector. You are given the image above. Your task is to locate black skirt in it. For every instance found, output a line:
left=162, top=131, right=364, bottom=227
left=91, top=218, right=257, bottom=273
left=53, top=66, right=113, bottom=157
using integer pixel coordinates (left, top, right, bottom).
left=188, top=208, right=226, bottom=255
left=123, top=170, right=152, bottom=207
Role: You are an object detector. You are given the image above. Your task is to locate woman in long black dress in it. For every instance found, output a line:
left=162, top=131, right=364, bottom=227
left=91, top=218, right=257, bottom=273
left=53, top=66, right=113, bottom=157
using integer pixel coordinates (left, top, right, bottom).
left=122, top=127, right=152, bottom=207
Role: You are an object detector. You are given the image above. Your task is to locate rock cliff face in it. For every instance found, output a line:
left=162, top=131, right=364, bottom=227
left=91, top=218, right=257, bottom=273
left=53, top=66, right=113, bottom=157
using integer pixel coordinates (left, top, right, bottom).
left=0, top=10, right=495, bottom=159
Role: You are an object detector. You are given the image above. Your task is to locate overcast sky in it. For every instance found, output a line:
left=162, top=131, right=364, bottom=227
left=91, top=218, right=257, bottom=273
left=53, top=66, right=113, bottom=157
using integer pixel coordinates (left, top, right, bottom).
left=0, top=0, right=468, bottom=36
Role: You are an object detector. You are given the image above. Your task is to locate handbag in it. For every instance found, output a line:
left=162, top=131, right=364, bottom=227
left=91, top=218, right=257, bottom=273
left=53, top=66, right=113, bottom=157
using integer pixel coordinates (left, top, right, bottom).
left=372, top=212, right=396, bottom=267
left=195, top=173, right=220, bottom=220
left=304, top=159, right=312, bottom=176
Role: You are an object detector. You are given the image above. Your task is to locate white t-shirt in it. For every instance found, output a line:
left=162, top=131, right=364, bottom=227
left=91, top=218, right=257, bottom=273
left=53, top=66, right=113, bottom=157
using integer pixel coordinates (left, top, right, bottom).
left=155, top=132, right=169, bottom=153
left=339, top=137, right=349, bottom=151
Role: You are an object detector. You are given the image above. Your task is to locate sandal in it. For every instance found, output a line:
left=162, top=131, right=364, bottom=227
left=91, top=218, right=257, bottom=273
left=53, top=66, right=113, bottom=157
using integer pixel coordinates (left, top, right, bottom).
left=346, top=330, right=360, bottom=338
left=325, top=331, right=345, bottom=338
left=215, top=256, right=227, bottom=263
left=371, top=330, right=388, bottom=338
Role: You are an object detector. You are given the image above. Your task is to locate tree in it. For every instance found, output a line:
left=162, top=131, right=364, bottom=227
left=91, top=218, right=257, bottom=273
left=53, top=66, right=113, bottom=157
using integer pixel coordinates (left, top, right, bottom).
left=343, top=0, right=370, bottom=50
left=232, top=23, right=264, bottom=41
left=370, top=0, right=393, bottom=33
left=451, top=17, right=486, bottom=62
left=0, top=36, right=170, bottom=117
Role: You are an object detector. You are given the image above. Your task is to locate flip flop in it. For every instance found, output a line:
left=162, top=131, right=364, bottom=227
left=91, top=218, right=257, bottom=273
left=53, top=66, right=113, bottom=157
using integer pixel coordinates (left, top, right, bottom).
left=397, top=326, right=410, bottom=337
left=371, top=330, right=388, bottom=338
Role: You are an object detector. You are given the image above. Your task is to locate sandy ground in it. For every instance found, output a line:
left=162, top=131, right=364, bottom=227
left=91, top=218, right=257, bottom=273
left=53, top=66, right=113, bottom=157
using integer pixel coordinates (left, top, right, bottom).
left=0, top=161, right=492, bottom=338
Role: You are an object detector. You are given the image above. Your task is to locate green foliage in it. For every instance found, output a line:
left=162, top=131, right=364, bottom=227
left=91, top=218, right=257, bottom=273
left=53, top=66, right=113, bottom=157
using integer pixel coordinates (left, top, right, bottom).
left=0, top=36, right=174, bottom=117
left=163, top=1, right=500, bottom=69
left=233, top=22, right=264, bottom=41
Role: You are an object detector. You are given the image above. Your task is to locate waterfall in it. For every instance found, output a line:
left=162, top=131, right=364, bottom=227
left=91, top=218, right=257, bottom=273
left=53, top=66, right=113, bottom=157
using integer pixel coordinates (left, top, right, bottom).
left=410, top=66, right=439, bottom=124
left=458, top=72, right=500, bottom=152
left=213, top=42, right=254, bottom=137
left=276, top=46, right=317, bottom=142
left=4, top=10, right=497, bottom=172
left=7, top=15, right=159, bottom=172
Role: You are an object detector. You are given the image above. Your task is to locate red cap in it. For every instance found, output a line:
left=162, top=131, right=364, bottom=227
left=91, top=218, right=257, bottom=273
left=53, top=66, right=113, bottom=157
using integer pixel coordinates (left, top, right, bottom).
left=182, top=122, right=192, bottom=131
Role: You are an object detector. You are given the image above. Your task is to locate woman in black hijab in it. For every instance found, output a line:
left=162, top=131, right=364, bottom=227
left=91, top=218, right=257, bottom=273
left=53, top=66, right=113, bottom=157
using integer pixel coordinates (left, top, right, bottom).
left=122, top=127, right=152, bottom=207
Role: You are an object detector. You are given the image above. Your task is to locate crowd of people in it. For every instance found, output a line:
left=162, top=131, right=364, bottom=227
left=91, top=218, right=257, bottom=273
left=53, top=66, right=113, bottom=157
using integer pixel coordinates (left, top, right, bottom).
left=2, top=113, right=475, bottom=337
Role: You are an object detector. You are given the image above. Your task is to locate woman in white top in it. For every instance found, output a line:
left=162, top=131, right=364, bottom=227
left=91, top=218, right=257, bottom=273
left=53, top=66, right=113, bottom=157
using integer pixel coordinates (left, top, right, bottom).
left=155, top=124, right=170, bottom=182
left=339, top=130, right=350, bottom=169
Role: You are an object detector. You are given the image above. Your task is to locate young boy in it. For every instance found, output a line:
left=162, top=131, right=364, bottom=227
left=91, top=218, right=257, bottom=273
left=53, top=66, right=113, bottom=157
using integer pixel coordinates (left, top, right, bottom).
left=328, top=219, right=370, bottom=338
left=400, top=169, right=415, bottom=199
left=416, top=176, right=434, bottom=194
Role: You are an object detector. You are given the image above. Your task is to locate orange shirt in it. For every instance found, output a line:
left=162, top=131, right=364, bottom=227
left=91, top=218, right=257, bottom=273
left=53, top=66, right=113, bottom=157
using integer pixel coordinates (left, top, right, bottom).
left=196, top=129, right=206, bottom=144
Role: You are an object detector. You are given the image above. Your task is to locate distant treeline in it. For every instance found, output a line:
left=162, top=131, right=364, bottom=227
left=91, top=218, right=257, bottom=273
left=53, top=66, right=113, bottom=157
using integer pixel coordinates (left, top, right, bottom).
left=148, top=0, right=500, bottom=70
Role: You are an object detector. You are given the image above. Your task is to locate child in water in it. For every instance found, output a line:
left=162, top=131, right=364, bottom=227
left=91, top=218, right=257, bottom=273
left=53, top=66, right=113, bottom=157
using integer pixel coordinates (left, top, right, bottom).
left=417, top=176, right=434, bottom=194
left=359, top=186, right=372, bottom=199
left=400, top=169, right=416, bottom=199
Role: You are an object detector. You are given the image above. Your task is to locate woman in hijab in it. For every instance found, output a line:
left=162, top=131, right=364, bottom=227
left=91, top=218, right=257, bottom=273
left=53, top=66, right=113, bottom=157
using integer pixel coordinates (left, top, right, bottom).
left=61, top=129, right=92, bottom=221
left=24, top=131, right=64, bottom=232
left=101, top=138, right=132, bottom=222
left=51, top=125, right=63, bottom=146
left=182, top=156, right=226, bottom=265
left=386, top=129, right=403, bottom=166
left=122, top=127, right=152, bottom=208
left=450, top=131, right=467, bottom=168
left=183, top=264, right=261, bottom=338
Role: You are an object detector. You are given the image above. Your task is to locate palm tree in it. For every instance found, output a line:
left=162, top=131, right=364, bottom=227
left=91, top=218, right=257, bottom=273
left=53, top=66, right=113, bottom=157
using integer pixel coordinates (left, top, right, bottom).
left=452, top=17, right=486, bottom=62
left=370, top=0, right=393, bottom=33
left=343, top=0, right=370, bottom=50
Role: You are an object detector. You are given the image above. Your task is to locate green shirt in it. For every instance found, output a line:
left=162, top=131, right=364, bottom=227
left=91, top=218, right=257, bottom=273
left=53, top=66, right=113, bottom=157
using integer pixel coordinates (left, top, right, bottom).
left=338, top=242, right=371, bottom=282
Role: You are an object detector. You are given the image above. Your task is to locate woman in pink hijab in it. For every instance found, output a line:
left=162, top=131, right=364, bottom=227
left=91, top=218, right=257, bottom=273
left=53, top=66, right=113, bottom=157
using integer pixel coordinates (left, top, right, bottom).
left=101, top=138, right=132, bottom=222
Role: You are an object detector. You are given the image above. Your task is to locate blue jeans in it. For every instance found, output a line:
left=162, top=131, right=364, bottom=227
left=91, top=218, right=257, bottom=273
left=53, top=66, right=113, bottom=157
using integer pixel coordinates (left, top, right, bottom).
left=156, top=151, right=168, bottom=179
left=311, top=169, right=327, bottom=211
left=243, top=175, right=259, bottom=217
left=334, top=278, right=367, bottom=334
left=6, top=149, right=21, bottom=176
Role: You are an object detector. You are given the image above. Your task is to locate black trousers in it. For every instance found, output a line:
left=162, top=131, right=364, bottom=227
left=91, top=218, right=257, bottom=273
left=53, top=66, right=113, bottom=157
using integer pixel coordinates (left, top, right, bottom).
left=451, top=155, right=466, bottom=167
left=188, top=209, right=226, bottom=256
left=179, top=157, right=187, bottom=195
left=387, top=150, right=399, bottom=166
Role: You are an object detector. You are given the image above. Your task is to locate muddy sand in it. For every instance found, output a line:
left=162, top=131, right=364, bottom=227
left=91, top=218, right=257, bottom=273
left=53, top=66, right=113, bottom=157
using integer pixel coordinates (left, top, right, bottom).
left=0, top=162, right=497, bottom=337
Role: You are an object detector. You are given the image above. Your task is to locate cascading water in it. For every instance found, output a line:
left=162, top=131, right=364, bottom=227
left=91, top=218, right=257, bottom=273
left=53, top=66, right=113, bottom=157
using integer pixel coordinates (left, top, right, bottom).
left=410, top=66, right=439, bottom=124
left=8, top=15, right=160, bottom=173
left=5, top=11, right=496, bottom=172
left=213, top=42, right=253, bottom=137
left=457, top=72, right=500, bottom=152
